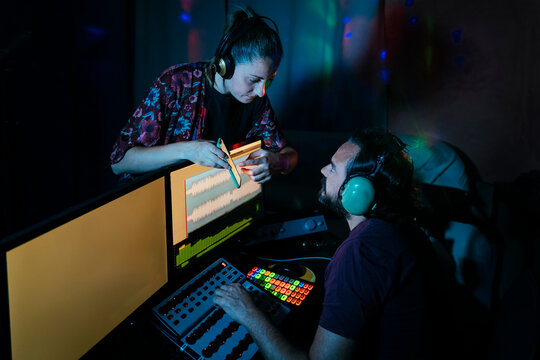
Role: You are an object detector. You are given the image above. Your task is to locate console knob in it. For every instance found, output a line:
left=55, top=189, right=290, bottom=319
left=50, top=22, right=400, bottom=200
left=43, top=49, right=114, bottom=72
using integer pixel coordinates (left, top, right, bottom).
left=304, top=219, right=317, bottom=231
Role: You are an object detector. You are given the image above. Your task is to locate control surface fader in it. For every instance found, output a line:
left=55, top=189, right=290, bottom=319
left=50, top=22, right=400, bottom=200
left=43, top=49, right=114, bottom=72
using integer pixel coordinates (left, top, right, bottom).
left=153, top=258, right=290, bottom=360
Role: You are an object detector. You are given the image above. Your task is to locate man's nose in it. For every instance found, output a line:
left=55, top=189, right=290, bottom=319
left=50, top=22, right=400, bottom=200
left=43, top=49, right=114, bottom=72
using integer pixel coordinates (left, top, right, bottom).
left=321, top=164, right=329, bottom=176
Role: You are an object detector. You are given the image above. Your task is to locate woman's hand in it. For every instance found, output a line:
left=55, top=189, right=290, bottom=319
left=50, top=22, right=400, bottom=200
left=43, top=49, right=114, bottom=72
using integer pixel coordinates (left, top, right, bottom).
left=213, top=283, right=262, bottom=325
left=238, top=149, right=280, bottom=183
left=176, top=140, right=230, bottom=169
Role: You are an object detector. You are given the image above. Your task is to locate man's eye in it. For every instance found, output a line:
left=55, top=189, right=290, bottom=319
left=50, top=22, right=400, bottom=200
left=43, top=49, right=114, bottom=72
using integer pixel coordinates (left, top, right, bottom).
left=250, top=78, right=260, bottom=84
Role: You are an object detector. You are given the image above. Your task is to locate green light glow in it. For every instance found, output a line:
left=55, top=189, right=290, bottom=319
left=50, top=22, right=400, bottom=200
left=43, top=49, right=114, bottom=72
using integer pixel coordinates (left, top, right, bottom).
left=176, top=217, right=253, bottom=267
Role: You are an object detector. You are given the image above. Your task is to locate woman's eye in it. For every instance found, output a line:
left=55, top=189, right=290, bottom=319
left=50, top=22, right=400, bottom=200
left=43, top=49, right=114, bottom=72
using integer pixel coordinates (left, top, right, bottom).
left=250, top=78, right=260, bottom=84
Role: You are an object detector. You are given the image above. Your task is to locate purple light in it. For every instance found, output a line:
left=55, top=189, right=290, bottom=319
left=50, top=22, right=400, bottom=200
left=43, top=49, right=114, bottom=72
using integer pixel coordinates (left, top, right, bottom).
left=344, top=17, right=350, bottom=24
left=405, top=0, right=414, bottom=6
left=380, top=50, right=387, bottom=61
left=409, top=17, right=418, bottom=25
left=345, top=32, right=352, bottom=38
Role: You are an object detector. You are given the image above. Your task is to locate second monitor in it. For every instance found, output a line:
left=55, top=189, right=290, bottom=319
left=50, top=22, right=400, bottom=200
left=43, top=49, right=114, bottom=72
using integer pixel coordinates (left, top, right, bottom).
left=169, top=140, right=263, bottom=270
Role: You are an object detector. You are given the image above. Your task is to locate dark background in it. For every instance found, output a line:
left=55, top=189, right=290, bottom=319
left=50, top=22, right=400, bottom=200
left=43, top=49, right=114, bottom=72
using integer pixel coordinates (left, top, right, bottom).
left=1, top=0, right=539, bottom=246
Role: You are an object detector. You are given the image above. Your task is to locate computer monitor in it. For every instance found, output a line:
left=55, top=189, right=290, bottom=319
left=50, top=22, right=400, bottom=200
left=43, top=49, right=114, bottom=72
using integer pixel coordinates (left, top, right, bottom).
left=0, top=176, right=169, bottom=360
left=169, top=140, right=263, bottom=270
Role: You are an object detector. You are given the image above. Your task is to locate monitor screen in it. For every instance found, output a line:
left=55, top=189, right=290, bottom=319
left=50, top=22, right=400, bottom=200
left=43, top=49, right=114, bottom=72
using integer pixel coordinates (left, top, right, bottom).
left=4, top=177, right=168, bottom=360
left=170, top=140, right=263, bottom=269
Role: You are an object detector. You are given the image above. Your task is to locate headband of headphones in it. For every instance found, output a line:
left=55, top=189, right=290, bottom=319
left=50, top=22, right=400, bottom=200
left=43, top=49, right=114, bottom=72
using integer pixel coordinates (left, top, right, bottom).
left=214, top=15, right=279, bottom=79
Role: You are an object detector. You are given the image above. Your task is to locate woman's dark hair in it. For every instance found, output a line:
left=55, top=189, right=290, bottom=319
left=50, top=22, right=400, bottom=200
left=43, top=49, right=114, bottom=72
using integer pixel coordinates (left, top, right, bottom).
left=347, top=127, right=419, bottom=223
left=206, top=7, right=283, bottom=78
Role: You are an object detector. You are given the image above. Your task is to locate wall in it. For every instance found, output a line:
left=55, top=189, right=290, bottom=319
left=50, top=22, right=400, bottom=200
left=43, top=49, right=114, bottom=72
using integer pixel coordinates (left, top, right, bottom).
left=0, top=1, right=133, bottom=238
left=3, top=0, right=539, bottom=237
left=385, top=0, right=540, bottom=183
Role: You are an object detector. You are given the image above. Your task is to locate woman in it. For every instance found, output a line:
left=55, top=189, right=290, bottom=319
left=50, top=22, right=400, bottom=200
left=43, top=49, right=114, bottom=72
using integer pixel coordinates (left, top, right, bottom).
left=110, top=7, right=297, bottom=183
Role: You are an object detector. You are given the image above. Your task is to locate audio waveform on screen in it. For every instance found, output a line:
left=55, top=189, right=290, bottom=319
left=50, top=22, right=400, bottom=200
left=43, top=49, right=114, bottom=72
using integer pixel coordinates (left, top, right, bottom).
left=176, top=217, right=253, bottom=267
left=186, top=170, right=231, bottom=197
left=187, top=181, right=260, bottom=224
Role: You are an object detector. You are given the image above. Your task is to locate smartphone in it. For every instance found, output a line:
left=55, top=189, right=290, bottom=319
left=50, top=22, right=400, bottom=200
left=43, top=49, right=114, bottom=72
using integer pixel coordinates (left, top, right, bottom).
left=217, top=138, right=241, bottom=188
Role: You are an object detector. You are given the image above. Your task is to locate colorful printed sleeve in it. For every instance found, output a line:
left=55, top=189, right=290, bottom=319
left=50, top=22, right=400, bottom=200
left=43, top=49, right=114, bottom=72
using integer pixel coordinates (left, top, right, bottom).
left=110, top=79, right=171, bottom=165
left=246, top=97, right=289, bottom=152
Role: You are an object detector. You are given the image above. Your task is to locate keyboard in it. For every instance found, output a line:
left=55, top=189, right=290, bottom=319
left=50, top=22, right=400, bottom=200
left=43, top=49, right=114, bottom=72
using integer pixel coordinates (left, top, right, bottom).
left=246, top=266, right=314, bottom=307
left=152, top=258, right=290, bottom=360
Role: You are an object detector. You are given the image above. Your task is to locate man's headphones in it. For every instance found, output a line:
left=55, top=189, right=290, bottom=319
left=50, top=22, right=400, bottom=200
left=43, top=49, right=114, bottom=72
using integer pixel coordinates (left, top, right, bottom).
left=340, top=154, right=386, bottom=216
left=214, top=15, right=279, bottom=79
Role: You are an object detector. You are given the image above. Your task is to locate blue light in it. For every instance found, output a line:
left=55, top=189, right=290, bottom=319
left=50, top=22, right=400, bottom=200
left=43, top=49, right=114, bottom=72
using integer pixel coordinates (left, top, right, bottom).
left=345, top=32, right=352, bottom=38
left=179, top=12, right=191, bottom=23
left=409, top=17, right=418, bottom=25
left=84, top=26, right=107, bottom=37
left=454, top=55, right=465, bottom=66
left=380, top=50, right=387, bottom=61
left=380, top=69, right=390, bottom=83
left=452, top=29, right=463, bottom=43
left=344, top=17, right=350, bottom=24
left=405, top=0, right=414, bottom=6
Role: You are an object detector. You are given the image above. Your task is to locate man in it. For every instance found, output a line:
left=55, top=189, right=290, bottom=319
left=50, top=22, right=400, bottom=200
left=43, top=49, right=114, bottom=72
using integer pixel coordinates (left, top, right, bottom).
left=214, top=128, right=448, bottom=359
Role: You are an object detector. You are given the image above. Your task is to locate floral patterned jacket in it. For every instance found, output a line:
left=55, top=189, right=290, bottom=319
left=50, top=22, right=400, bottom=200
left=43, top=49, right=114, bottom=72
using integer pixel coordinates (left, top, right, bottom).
left=110, top=62, right=288, bottom=169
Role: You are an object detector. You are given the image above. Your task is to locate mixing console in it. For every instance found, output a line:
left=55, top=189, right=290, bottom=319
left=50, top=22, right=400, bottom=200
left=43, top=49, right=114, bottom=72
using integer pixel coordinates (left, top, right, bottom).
left=153, top=258, right=290, bottom=360
left=246, top=267, right=314, bottom=306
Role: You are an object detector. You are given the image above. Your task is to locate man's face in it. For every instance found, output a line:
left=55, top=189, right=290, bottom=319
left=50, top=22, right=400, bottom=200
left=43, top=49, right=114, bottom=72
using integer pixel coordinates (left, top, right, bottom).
left=318, top=141, right=360, bottom=215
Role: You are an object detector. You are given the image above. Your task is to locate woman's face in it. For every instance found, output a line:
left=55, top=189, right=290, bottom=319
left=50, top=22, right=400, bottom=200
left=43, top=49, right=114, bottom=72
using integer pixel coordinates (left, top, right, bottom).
left=224, top=57, right=277, bottom=104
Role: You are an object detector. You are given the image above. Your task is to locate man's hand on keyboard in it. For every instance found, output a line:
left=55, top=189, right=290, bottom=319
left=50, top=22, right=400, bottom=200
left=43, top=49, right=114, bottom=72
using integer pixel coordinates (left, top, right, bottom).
left=213, top=283, right=263, bottom=325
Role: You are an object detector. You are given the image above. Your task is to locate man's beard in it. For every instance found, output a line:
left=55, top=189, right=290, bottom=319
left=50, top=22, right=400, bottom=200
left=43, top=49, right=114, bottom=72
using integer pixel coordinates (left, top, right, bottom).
left=318, top=178, right=349, bottom=218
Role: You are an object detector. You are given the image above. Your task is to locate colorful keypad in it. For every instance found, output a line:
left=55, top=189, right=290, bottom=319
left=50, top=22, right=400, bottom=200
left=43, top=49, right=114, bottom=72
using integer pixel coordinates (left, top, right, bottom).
left=246, top=266, right=314, bottom=306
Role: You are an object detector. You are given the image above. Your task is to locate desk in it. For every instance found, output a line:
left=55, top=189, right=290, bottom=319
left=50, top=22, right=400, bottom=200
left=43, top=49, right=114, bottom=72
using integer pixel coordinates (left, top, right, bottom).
left=83, top=218, right=340, bottom=359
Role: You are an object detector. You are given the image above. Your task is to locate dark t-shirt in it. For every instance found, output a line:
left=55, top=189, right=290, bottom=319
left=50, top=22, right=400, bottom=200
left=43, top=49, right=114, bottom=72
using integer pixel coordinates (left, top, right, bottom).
left=319, top=218, right=447, bottom=359
left=204, top=77, right=266, bottom=146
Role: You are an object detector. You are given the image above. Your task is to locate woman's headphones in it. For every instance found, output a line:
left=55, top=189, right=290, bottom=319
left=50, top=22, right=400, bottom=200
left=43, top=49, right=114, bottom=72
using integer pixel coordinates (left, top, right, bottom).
left=340, top=154, right=386, bottom=216
left=214, top=15, right=279, bottom=79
